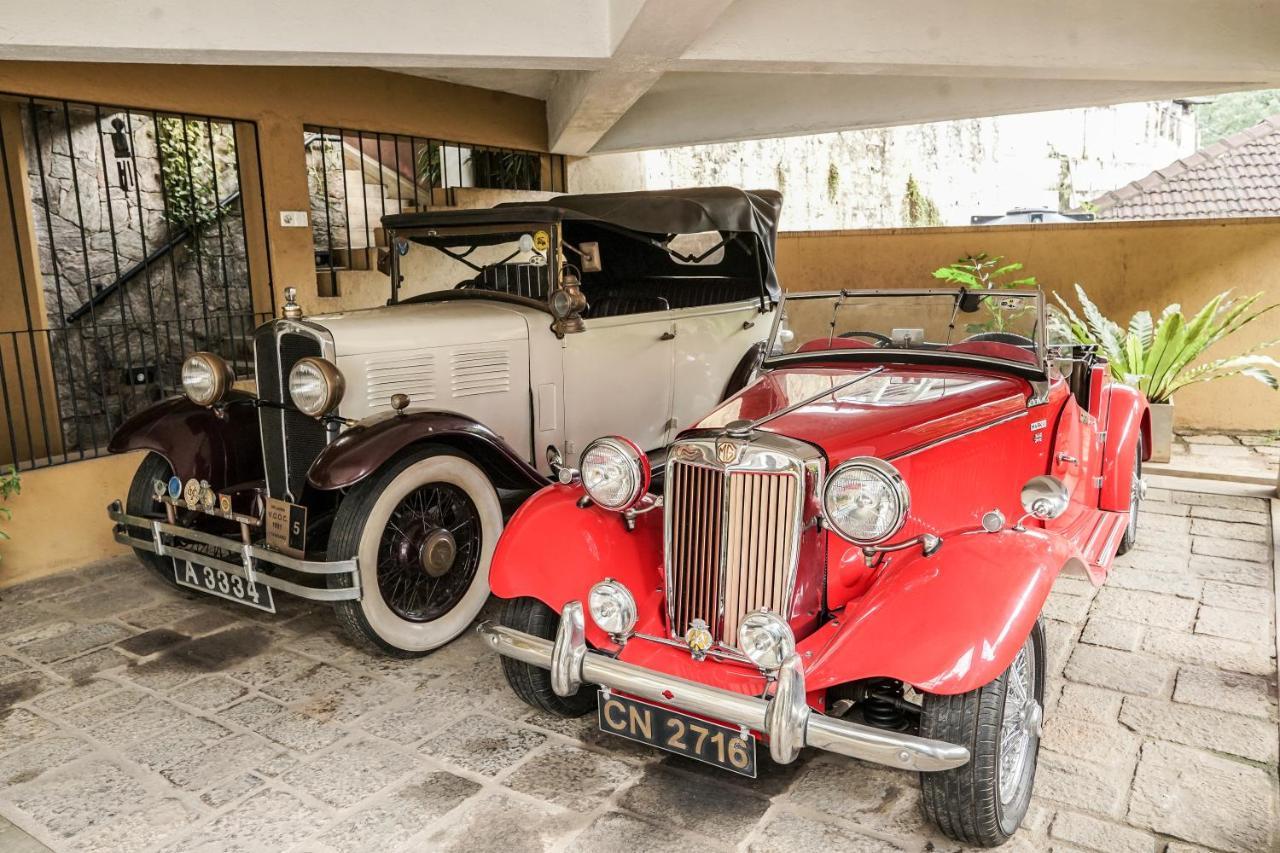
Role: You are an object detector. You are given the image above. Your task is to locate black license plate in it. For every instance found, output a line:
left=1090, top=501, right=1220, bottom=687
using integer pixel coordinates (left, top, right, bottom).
left=174, top=560, right=276, bottom=613
left=597, top=690, right=756, bottom=777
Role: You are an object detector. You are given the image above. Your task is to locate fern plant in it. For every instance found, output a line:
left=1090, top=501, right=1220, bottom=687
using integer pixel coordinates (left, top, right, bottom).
left=1052, top=284, right=1280, bottom=404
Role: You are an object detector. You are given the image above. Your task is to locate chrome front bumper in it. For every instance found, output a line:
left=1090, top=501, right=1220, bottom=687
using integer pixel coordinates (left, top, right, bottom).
left=477, top=601, right=970, bottom=772
left=108, top=501, right=360, bottom=602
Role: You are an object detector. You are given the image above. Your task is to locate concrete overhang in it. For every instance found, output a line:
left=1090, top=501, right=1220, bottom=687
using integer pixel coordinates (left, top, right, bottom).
left=1, top=0, right=1277, bottom=155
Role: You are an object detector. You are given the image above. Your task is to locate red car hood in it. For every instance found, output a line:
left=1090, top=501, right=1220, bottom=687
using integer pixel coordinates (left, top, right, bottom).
left=692, top=364, right=1031, bottom=461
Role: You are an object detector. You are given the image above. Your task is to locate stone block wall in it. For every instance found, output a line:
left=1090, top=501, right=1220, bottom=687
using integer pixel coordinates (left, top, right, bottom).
left=17, top=102, right=256, bottom=456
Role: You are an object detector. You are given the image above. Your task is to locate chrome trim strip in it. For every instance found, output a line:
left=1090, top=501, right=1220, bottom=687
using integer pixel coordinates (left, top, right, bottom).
left=885, top=410, right=1028, bottom=461
left=108, top=502, right=360, bottom=602
left=477, top=617, right=970, bottom=772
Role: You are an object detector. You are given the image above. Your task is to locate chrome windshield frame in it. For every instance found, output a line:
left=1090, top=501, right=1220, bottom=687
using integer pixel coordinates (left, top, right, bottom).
left=764, top=288, right=1049, bottom=379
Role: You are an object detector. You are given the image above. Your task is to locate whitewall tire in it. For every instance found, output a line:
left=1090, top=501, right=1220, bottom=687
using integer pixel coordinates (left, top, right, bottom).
left=327, top=447, right=501, bottom=656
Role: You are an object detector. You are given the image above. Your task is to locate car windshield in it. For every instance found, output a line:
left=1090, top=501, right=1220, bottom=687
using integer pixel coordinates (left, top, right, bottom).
left=767, top=289, right=1045, bottom=370
left=393, top=224, right=554, bottom=304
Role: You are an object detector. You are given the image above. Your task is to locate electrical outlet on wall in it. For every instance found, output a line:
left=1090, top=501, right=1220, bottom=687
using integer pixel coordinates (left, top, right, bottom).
left=279, top=210, right=309, bottom=228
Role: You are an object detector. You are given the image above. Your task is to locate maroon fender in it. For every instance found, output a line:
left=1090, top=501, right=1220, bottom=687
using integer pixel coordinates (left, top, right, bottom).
left=803, top=528, right=1087, bottom=696
left=489, top=484, right=665, bottom=649
left=307, top=409, right=547, bottom=492
left=1098, top=383, right=1151, bottom=512
left=107, top=391, right=263, bottom=487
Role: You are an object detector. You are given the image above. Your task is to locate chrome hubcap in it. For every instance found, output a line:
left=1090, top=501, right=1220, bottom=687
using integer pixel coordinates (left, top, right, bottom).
left=418, top=528, right=457, bottom=578
left=998, top=640, right=1039, bottom=806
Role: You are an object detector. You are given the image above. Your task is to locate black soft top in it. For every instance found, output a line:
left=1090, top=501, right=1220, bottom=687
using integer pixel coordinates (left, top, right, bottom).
left=382, top=187, right=783, bottom=303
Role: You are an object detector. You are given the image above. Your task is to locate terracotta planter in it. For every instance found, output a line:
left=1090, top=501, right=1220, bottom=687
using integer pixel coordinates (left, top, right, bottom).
left=1148, top=400, right=1174, bottom=463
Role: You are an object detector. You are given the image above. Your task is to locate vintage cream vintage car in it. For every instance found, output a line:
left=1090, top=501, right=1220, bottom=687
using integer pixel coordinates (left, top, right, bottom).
left=106, top=188, right=779, bottom=655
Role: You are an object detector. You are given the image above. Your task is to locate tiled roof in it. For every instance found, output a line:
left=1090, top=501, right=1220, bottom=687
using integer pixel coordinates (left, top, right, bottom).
left=1089, top=114, right=1280, bottom=220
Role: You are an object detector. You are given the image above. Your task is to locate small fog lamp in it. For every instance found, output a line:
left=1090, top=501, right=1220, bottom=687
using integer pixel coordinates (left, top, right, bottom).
left=181, top=352, right=235, bottom=407
left=588, top=579, right=637, bottom=638
left=737, top=610, right=795, bottom=671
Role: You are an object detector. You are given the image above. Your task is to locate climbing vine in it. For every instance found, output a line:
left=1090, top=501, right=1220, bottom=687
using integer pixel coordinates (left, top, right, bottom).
left=157, top=117, right=233, bottom=230
left=901, top=175, right=941, bottom=227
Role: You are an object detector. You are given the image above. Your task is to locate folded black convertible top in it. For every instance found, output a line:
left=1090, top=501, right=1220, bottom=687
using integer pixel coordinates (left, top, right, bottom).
left=382, top=187, right=783, bottom=302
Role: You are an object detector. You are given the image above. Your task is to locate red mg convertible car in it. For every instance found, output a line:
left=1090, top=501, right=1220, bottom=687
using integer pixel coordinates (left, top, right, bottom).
left=480, top=287, right=1149, bottom=846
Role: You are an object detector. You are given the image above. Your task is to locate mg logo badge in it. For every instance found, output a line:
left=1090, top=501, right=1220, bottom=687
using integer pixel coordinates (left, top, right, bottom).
left=715, top=440, right=738, bottom=465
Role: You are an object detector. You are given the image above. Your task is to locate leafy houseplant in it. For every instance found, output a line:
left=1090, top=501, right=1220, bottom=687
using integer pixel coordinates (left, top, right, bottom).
left=932, top=253, right=1038, bottom=333
left=1053, top=285, right=1280, bottom=461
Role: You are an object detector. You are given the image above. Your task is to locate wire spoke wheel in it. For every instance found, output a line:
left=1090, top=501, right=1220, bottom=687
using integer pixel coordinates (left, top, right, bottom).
left=997, top=643, right=1039, bottom=806
left=327, top=448, right=501, bottom=656
left=375, top=482, right=482, bottom=623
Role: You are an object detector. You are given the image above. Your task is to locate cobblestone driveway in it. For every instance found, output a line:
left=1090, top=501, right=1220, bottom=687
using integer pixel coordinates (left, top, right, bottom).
left=0, top=482, right=1275, bottom=852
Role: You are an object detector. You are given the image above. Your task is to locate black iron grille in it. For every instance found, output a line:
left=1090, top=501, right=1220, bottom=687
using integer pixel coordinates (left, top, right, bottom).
left=254, top=324, right=327, bottom=500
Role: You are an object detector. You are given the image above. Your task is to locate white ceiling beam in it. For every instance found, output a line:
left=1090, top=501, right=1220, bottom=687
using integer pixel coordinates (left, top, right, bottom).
left=545, top=0, right=736, bottom=154
left=680, top=0, right=1280, bottom=84
left=592, top=73, right=1250, bottom=152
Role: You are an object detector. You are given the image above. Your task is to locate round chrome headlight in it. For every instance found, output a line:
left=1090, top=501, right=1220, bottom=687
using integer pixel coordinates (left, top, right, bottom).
left=588, top=579, right=638, bottom=637
left=580, top=436, right=649, bottom=511
left=181, top=352, right=234, bottom=407
left=288, top=357, right=345, bottom=417
left=822, top=457, right=910, bottom=544
left=737, top=610, right=795, bottom=670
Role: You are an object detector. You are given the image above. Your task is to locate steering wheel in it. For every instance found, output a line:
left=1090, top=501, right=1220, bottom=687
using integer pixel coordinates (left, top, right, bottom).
left=962, top=331, right=1035, bottom=346
left=838, top=331, right=894, bottom=347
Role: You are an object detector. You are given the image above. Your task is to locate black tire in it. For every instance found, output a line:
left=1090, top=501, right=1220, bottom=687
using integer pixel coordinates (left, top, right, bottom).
left=125, top=452, right=179, bottom=585
left=919, top=621, right=1046, bottom=847
left=499, top=596, right=595, bottom=717
left=1116, top=436, right=1143, bottom=555
left=327, top=446, right=501, bottom=657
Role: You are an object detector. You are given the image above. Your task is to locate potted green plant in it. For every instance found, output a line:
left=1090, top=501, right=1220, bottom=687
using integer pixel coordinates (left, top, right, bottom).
left=1053, top=285, right=1280, bottom=462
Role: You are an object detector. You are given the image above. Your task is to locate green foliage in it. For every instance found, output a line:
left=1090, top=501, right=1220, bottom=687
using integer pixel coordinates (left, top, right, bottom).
left=158, top=117, right=232, bottom=231
left=932, top=253, right=1038, bottom=333
left=415, top=144, right=540, bottom=192
left=0, top=466, right=21, bottom=554
left=932, top=253, right=1037, bottom=290
left=902, top=175, right=942, bottom=227
left=826, top=162, right=840, bottom=203
left=1052, top=285, right=1280, bottom=404
left=1195, top=89, right=1280, bottom=146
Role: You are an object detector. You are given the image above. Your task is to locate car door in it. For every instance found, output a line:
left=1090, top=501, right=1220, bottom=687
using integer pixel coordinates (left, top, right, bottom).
left=561, top=310, right=675, bottom=463
left=669, top=300, right=771, bottom=436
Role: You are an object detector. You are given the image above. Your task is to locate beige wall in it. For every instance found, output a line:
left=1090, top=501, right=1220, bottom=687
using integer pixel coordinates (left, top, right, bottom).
left=0, top=451, right=137, bottom=586
left=776, top=217, right=1280, bottom=432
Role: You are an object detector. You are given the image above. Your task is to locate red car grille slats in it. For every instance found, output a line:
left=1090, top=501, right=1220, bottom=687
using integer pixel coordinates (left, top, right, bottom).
left=666, top=459, right=801, bottom=647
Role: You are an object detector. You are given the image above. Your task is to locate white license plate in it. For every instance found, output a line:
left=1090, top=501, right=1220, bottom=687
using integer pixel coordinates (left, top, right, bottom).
left=174, top=561, right=275, bottom=613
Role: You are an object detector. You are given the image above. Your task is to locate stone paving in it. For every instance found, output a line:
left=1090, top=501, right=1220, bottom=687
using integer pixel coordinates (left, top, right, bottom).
left=1163, top=431, right=1279, bottom=484
left=0, top=483, right=1275, bottom=852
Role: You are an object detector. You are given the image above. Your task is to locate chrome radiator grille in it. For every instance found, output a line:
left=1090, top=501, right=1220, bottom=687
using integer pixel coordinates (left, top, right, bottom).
left=665, top=442, right=808, bottom=647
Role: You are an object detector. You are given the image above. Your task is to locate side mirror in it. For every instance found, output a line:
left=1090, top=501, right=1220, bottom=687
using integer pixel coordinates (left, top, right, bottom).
left=1020, top=475, right=1070, bottom=520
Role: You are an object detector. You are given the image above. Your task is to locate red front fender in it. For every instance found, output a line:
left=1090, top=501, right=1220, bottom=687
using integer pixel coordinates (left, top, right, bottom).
left=1099, top=383, right=1150, bottom=512
left=489, top=484, right=666, bottom=649
left=803, top=528, right=1087, bottom=696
